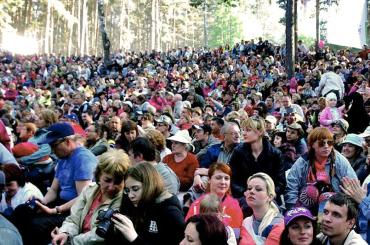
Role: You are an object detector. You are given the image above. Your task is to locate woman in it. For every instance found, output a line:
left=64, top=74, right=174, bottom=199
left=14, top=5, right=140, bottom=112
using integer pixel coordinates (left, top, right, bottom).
left=180, top=214, right=228, bottom=245
left=229, top=116, right=286, bottom=201
left=186, top=163, right=243, bottom=236
left=51, top=149, right=130, bottom=245
left=280, top=207, right=321, bottom=245
left=0, top=163, right=43, bottom=217
left=285, top=127, right=357, bottom=214
left=109, top=162, right=185, bottom=244
left=341, top=134, right=369, bottom=183
left=30, top=109, right=58, bottom=144
left=163, top=130, right=199, bottom=191
left=240, top=172, right=284, bottom=245
left=116, top=120, right=139, bottom=153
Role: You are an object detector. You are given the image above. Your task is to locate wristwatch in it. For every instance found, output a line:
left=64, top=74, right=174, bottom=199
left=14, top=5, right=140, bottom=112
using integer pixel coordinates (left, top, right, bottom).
left=55, top=206, right=62, bottom=214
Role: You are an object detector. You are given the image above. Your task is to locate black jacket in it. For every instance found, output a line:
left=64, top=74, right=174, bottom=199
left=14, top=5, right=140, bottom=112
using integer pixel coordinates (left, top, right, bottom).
left=229, top=138, right=286, bottom=199
left=106, top=192, right=185, bottom=245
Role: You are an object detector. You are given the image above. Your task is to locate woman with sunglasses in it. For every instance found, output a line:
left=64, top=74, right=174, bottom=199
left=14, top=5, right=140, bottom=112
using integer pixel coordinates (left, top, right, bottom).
left=285, top=127, right=357, bottom=213
left=107, top=162, right=185, bottom=244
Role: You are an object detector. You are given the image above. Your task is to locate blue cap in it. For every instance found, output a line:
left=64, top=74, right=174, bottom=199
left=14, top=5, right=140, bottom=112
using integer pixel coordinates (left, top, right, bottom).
left=63, top=113, right=79, bottom=122
left=39, top=122, right=75, bottom=145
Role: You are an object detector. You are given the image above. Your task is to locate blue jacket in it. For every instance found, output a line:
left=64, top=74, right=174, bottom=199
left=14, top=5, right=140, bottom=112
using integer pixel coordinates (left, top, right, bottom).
left=285, top=151, right=357, bottom=209
left=358, top=183, right=370, bottom=243
left=199, top=143, right=222, bottom=168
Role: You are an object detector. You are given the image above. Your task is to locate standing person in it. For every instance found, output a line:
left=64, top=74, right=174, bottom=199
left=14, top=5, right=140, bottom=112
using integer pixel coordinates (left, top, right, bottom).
left=345, top=92, right=369, bottom=134
left=280, top=207, right=321, bottom=245
left=229, top=117, right=286, bottom=201
left=239, top=173, right=284, bottom=245
left=317, top=66, right=345, bottom=100
left=285, top=127, right=357, bottom=214
left=108, top=162, right=185, bottom=244
left=163, top=130, right=199, bottom=191
left=317, top=193, right=367, bottom=244
left=13, top=122, right=98, bottom=245
left=50, top=149, right=130, bottom=245
left=180, top=214, right=228, bottom=245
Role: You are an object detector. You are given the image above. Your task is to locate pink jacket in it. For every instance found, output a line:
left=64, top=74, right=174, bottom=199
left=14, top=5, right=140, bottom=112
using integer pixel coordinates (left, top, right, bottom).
left=319, top=106, right=344, bottom=130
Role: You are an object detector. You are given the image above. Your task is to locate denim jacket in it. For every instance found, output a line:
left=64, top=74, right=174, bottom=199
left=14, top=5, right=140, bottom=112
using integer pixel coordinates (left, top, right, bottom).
left=285, top=151, right=357, bottom=210
left=358, top=183, right=370, bottom=243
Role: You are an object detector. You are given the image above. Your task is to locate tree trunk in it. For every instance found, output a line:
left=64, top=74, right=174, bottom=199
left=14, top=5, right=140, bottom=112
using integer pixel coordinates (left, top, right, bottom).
left=97, top=0, right=111, bottom=66
left=294, top=0, right=298, bottom=62
left=203, top=0, right=208, bottom=47
left=45, top=0, right=51, bottom=53
left=315, top=0, right=320, bottom=52
left=286, top=0, right=295, bottom=79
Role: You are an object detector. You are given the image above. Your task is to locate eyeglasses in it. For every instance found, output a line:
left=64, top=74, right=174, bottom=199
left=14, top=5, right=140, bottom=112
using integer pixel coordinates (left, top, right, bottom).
left=317, top=139, right=334, bottom=147
left=225, top=132, right=240, bottom=136
left=123, top=186, right=141, bottom=194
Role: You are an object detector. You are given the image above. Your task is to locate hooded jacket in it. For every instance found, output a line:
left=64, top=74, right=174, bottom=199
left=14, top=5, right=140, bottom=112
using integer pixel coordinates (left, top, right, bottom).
left=107, top=192, right=185, bottom=245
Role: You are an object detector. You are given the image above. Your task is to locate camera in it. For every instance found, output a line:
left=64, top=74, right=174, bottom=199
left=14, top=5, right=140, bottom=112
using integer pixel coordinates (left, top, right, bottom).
left=96, top=208, right=118, bottom=238
left=25, top=197, right=37, bottom=210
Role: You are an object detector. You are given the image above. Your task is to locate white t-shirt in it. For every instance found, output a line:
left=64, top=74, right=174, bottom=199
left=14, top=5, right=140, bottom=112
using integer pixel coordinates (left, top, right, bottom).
left=0, top=182, right=43, bottom=212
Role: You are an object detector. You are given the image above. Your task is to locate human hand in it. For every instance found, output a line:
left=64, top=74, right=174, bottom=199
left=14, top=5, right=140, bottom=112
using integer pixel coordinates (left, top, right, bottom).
left=340, top=177, right=367, bottom=204
left=193, top=175, right=206, bottom=192
left=51, top=227, right=68, bottom=245
left=112, top=213, right=138, bottom=242
left=36, top=200, right=56, bottom=215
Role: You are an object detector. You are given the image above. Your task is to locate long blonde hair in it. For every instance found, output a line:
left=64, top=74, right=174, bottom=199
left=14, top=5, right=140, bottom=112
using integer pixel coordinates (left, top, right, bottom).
left=247, top=172, right=280, bottom=235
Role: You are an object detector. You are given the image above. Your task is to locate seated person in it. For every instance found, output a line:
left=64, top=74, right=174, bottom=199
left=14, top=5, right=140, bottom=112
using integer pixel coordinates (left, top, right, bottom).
left=0, top=164, right=43, bottom=218
left=51, top=149, right=130, bottom=245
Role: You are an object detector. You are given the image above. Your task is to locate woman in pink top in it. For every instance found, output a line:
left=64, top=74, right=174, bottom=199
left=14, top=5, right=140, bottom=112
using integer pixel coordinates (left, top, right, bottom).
left=186, top=163, right=243, bottom=237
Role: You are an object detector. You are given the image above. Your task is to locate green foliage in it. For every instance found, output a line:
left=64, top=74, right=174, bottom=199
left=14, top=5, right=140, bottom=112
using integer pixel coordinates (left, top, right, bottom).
left=298, top=35, right=315, bottom=47
left=207, top=5, right=242, bottom=48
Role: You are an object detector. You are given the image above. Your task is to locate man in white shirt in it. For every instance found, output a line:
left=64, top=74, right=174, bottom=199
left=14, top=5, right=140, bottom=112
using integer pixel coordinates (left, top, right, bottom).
left=317, top=66, right=345, bottom=100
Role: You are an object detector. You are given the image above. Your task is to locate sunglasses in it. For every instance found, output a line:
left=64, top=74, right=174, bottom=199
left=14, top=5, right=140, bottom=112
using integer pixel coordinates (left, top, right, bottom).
left=317, top=139, right=334, bottom=147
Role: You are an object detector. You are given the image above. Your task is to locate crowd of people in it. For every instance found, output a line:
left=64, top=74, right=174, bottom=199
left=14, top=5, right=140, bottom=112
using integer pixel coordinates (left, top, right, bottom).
left=0, top=39, right=369, bottom=245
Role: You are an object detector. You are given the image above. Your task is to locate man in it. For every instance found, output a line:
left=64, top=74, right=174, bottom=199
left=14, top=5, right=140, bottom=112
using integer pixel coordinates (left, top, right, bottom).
left=317, top=66, right=345, bottom=100
left=85, top=123, right=109, bottom=156
left=199, top=122, right=241, bottom=169
left=332, top=119, right=349, bottom=152
left=279, top=95, right=305, bottom=122
left=14, top=122, right=98, bottom=245
left=318, top=193, right=367, bottom=245
left=155, top=115, right=173, bottom=139
left=107, top=116, right=121, bottom=142
left=210, top=117, right=224, bottom=141
left=192, top=124, right=219, bottom=162
left=80, top=108, right=94, bottom=129
left=265, top=115, right=277, bottom=140
left=286, top=122, right=308, bottom=159
left=265, top=96, right=276, bottom=114
left=129, top=137, right=180, bottom=195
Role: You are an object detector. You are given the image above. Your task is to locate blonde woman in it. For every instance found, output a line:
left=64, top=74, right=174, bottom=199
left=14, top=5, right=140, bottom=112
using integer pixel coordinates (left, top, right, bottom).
left=229, top=117, right=286, bottom=200
left=240, top=173, right=284, bottom=245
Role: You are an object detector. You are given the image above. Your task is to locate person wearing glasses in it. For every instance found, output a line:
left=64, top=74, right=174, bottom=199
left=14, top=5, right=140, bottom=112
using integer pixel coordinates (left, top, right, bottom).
left=229, top=117, right=286, bottom=202
left=13, top=122, right=98, bottom=245
left=285, top=127, right=357, bottom=214
left=107, top=162, right=185, bottom=244
left=50, top=149, right=130, bottom=245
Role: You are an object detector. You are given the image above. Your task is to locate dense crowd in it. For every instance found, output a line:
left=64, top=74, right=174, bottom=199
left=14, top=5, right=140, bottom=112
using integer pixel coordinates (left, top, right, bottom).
left=0, top=39, right=369, bottom=245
